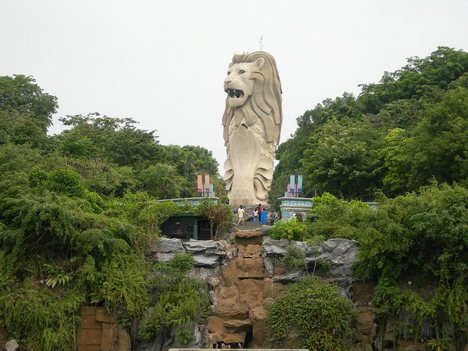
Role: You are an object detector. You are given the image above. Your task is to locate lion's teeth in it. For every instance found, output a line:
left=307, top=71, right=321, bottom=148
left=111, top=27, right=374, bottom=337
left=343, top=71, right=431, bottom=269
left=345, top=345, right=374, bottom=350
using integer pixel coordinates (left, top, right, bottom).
left=227, top=89, right=243, bottom=98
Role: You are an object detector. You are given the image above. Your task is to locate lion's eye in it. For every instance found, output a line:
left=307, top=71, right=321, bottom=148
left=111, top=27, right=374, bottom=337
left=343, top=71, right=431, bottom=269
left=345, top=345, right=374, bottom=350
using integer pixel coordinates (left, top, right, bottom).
left=227, top=71, right=231, bottom=75
left=239, top=70, right=245, bottom=74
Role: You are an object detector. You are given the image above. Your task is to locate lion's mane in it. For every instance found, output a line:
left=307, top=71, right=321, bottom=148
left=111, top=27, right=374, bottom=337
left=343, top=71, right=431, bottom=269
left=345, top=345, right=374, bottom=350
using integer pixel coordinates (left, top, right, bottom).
left=222, top=51, right=282, bottom=146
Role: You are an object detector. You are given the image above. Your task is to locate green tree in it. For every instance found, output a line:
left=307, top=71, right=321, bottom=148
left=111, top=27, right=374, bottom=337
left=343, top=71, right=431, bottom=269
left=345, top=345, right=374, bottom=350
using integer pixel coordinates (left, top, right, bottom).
left=57, top=113, right=163, bottom=168
left=197, top=200, right=234, bottom=238
left=0, top=143, right=45, bottom=174
left=162, top=145, right=218, bottom=177
left=358, top=47, right=468, bottom=114
left=297, top=92, right=362, bottom=127
left=138, top=164, right=186, bottom=199
left=269, top=133, right=310, bottom=210
left=270, top=93, right=362, bottom=209
left=370, top=98, right=423, bottom=131
left=0, top=75, right=58, bottom=146
left=408, top=86, right=468, bottom=188
left=378, top=128, right=413, bottom=194
left=0, top=75, right=58, bottom=130
left=307, top=192, right=372, bottom=239
left=47, top=168, right=86, bottom=197
left=161, top=145, right=221, bottom=197
left=61, top=157, right=138, bottom=197
left=379, top=86, right=468, bottom=193
left=270, top=48, right=468, bottom=205
left=301, top=117, right=383, bottom=199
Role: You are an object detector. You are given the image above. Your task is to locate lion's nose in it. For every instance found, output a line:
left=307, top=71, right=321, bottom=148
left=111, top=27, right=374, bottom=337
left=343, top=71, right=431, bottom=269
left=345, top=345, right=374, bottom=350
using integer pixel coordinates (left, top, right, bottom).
left=224, top=79, right=231, bottom=85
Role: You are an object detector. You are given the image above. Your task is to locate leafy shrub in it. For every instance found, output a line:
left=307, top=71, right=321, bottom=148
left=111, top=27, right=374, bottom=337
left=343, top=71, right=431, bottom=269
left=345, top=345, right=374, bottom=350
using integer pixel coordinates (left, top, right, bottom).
left=138, top=200, right=180, bottom=228
left=266, top=219, right=312, bottom=241
left=281, top=244, right=307, bottom=269
left=355, top=183, right=467, bottom=284
left=97, top=254, right=149, bottom=319
left=162, top=252, right=196, bottom=274
left=106, top=191, right=150, bottom=223
left=139, top=253, right=210, bottom=344
left=267, top=275, right=357, bottom=351
left=0, top=271, right=84, bottom=351
left=355, top=184, right=468, bottom=348
left=83, top=190, right=105, bottom=212
left=197, top=200, right=234, bottom=237
left=0, top=180, right=153, bottom=349
left=138, top=164, right=186, bottom=199
left=47, top=168, right=86, bottom=197
left=308, top=192, right=372, bottom=239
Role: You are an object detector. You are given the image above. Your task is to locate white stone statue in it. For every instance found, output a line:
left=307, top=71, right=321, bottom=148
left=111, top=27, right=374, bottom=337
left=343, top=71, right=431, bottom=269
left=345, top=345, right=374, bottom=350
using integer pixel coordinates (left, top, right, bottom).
left=222, top=51, right=282, bottom=206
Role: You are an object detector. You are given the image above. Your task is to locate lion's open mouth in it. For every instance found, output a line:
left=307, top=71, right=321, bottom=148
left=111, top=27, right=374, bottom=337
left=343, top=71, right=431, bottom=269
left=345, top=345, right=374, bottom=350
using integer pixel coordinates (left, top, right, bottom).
left=226, top=89, right=244, bottom=99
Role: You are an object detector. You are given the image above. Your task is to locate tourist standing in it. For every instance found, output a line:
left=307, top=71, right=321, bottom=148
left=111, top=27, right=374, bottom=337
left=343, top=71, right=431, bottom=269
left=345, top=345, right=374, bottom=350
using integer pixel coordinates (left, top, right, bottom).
left=237, top=205, right=245, bottom=226
left=253, top=208, right=258, bottom=222
left=257, top=204, right=262, bottom=220
left=260, top=208, right=268, bottom=225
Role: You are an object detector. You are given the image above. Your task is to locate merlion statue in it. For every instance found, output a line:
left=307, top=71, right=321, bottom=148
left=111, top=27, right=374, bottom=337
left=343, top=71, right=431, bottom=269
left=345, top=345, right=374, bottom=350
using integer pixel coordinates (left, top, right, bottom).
left=222, top=51, right=282, bottom=206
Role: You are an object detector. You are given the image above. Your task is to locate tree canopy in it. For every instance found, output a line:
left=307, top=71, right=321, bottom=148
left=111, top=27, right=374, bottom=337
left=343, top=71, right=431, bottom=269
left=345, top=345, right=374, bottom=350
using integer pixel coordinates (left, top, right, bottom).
left=0, top=75, right=58, bottom=147
left=266, top=47, right=467, bottom=350
left=269, top=47, right=468, bottom=205
left=0, top=74, right=225, bottom=350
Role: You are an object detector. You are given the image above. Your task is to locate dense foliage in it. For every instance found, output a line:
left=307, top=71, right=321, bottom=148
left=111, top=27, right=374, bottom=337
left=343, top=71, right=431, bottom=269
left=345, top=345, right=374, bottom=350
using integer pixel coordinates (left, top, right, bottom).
left=267, top=275, right=357, bottom=351
left=266, top=218, right=311, bottom=241
left=354, top=185, right=467, bottom=349
left=269, top=47, right=468, bottom=206
left=266, top=49, right=467, bottom=348
left=0, top=75, right=226, bottom=350
left=139, top=253, right=210, bottom=347
left=267, top=184, right=467, bottom=349
left=0, top=75, right=57, bottom=147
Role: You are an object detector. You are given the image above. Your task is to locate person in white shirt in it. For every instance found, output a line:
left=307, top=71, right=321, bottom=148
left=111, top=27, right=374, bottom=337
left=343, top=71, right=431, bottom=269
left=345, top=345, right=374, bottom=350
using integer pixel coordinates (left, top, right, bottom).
left=253, top=209, right=258, bottom=222
left=237, top=205, right=245, bottom=226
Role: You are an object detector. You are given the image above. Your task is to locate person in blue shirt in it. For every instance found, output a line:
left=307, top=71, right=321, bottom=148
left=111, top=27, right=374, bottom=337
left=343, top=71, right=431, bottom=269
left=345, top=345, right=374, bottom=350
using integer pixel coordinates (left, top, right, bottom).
left=260, top=208, right=268, bottom=225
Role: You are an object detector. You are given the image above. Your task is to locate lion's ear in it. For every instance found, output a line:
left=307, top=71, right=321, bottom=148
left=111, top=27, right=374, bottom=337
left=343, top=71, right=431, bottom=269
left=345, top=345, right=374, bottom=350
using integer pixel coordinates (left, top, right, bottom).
left=254, top=58, right=264, bottom=70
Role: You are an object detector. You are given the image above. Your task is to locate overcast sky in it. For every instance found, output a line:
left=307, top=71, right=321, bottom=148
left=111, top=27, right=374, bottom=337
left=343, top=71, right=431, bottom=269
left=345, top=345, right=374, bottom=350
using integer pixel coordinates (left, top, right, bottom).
left=1, top=0, right=467, bottom=173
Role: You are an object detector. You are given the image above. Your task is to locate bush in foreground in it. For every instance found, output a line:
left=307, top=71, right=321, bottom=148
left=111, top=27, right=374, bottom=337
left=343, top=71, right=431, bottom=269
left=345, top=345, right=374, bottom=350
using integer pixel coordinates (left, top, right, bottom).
left=267, top=275, right=357, bottom=351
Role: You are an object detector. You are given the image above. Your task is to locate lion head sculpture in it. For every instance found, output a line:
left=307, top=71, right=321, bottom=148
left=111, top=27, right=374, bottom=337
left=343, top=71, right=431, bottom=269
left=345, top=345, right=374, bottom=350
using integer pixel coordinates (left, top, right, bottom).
left=222, top=51, right=282, bottom=146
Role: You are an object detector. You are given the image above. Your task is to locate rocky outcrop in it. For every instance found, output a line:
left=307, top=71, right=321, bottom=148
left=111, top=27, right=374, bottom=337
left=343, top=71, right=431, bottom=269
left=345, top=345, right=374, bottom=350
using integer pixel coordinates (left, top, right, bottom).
left=149, top=233, right=461, bottom=351
left=77, top=307, right=130, bottom=351
left=151, top=238, right=236, bottom=268
left=208, top=230, right=267, bottom=348
left=150, top=233, right=360, bottom=349
left=263, top=237, right=358, bottom=297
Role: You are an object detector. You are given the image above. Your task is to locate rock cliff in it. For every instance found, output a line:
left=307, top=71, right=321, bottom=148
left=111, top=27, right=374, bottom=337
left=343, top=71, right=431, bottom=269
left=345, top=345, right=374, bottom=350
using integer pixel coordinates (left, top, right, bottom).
left=150, top=229, right=360, bottom=349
